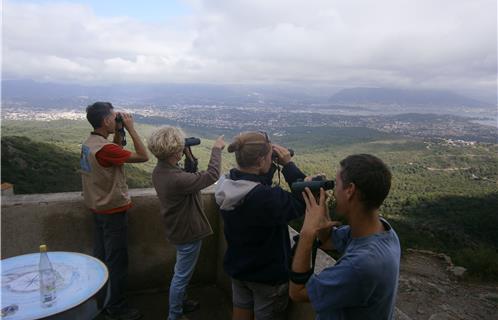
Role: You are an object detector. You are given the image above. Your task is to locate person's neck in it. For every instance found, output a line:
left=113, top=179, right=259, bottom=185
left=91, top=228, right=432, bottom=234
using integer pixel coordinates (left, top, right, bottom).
left=166, top=156, right=179, bottom=166
left=348, top=206, right=384, bottom=238
left=92, top=128, right=109, bottom=139
left=237, top=166, right=261, bottom=175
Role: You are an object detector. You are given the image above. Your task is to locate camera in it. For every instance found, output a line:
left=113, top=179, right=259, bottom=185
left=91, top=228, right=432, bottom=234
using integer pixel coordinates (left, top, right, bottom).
left=272, top=148, right=294, bottom=162
left=185, top=137, right=201, bottom=147
left=291, top=176, right=334, bottom=194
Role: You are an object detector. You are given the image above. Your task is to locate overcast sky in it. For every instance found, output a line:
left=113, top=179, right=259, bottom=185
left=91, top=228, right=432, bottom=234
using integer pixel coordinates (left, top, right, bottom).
left=2, top=0, right=497, bottom=101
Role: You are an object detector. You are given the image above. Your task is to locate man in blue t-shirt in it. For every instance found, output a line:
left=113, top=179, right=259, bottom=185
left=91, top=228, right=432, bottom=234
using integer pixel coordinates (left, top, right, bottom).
left=289, top=154, right=401, bottom=320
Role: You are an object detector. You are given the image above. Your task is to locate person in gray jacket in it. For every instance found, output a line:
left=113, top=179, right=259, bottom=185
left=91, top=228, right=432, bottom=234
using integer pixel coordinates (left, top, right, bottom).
left=148, top=126, right=225, bottom=320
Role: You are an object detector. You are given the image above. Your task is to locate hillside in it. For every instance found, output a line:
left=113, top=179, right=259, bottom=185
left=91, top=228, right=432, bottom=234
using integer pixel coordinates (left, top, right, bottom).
left=1, top=119, right=498, bottom=281
left=1, top=135, right=152, bottom=194
left=2, top=136, right=82, bottom=194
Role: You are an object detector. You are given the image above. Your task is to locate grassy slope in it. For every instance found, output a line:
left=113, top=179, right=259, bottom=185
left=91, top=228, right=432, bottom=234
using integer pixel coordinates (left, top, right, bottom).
left=2, top=120, right=497, bottom=280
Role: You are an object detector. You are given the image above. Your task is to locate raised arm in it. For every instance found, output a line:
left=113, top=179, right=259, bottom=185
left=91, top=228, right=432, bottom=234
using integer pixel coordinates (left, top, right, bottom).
left=290, top=188, right=340, bottom=302
left=119, top=113, right=149, bottom=163
left=175, top=136, right=225, bottom=194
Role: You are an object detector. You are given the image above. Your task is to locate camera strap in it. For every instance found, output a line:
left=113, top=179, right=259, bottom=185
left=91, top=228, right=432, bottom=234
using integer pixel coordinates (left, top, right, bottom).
left=276, top=164, right=282, bottom=186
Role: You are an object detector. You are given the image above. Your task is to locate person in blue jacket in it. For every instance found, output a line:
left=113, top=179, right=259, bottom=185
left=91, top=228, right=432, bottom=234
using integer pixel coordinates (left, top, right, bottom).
left=215, top=131, right=307, bottom=320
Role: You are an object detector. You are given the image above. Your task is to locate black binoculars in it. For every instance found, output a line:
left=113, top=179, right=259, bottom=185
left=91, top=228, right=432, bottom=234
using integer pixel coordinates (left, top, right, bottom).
left=291, top=176, right=335, bottom=194
left=114, top=113, right=127, bottom=146
left=185, top=137, right=201, bottom=147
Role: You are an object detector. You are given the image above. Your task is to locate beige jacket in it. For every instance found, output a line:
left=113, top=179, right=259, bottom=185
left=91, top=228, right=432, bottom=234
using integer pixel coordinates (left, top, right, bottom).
left=80, top=134, right=130, bottom=211
left=152, top=147, right=222, bottom=244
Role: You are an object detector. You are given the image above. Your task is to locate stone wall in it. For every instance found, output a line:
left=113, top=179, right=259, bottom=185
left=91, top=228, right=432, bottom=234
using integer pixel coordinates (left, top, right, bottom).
left=1, top=188, right=221, bottom=290
left=2, top=188, right=336, bottom=318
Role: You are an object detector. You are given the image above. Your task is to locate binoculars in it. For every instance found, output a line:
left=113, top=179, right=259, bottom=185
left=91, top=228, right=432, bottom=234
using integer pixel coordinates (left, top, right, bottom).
left=291, top=176, right=335, bottom=194
left=272, top=148, right=294, bottom=161
left=185, top=137, right=201, bottom=147
left=183, top=137, right=200, bottom=173
left=115, top=114, right=127, bottom=146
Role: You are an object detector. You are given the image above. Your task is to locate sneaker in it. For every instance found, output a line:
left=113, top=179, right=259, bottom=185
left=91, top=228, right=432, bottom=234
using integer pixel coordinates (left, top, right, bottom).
left=105, top=307, right=142, bottom=320
left=182, top=299, right=200, bottom=314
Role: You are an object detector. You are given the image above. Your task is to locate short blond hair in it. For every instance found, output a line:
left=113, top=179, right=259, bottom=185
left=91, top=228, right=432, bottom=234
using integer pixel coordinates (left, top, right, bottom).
left=147, top=126, right=186, bottom=160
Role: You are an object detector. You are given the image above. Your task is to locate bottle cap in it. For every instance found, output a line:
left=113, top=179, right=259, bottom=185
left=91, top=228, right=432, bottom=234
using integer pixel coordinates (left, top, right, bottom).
left=39, top=245, right=47, bottom=252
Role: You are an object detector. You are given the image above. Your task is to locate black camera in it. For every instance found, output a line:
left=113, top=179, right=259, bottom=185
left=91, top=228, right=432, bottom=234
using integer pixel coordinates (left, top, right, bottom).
left=185, top=137, right=201, bottom=147
left=272, top=148, right=294, bottom=162
left=291, top=176, right=334, bottom=194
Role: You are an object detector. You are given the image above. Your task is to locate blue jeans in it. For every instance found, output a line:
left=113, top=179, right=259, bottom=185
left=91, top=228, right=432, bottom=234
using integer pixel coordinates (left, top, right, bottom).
left=168, top=240, right=202, bottom=320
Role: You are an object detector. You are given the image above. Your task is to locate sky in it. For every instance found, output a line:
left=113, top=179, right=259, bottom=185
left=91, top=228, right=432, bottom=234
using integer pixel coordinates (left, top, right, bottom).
left=2, top=0, right=497, bottom=101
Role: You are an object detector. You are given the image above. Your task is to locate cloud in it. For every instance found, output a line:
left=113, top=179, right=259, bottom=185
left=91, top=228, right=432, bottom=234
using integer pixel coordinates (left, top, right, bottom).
left=2, top=0, right=497, bottom=98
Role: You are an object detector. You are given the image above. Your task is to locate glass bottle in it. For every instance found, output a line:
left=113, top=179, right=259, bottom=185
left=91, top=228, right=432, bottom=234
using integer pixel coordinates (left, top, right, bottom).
left=39, top=245, right=57, bottom=307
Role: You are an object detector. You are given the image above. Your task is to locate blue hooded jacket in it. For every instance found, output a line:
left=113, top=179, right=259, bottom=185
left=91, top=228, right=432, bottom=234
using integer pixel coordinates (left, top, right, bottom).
left=215, top=162, right=306, bottom=284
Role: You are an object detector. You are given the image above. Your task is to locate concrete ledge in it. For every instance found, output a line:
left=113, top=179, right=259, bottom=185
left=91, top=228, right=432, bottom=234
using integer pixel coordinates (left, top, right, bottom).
left=1, top=187, right=215, bottom=207
left=1, top=187, right=221, bottom=291
left=2, top=187, right=335, bottom=319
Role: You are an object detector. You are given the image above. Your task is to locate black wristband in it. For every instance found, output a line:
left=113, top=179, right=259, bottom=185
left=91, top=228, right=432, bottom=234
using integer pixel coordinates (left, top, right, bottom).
left=290, top=234, right=321, bottom=285
left=289, top=269, right=313, bottom=284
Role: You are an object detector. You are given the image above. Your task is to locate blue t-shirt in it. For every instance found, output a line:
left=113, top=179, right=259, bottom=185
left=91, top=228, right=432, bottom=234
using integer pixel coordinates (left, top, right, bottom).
left=306, top=218, right=401, bottom=320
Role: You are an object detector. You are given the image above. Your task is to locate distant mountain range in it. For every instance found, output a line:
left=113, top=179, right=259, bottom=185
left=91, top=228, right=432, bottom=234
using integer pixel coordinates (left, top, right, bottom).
left=1, top=79, right=491, bottom=109
left=1, top=79, right=330, bottom=107
left=329, top=87, right=489, bottom=108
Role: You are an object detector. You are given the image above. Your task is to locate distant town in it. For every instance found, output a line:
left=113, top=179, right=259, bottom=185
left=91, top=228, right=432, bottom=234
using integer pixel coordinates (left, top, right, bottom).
left=2, top=103, right=497, bottom=144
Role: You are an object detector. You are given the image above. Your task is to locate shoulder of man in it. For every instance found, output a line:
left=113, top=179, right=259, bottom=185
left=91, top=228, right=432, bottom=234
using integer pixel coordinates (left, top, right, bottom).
left=100, top=143, right=127, bottom=153
left=96, top=143, right=132, bottom=166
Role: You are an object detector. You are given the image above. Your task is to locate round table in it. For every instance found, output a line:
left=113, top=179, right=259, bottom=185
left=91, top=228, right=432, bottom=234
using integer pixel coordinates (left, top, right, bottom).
left=1, top=252, right=108, bottom=320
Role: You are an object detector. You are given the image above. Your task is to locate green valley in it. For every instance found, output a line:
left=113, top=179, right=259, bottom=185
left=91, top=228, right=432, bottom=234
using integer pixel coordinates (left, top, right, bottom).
left=2, top=119, right=497, bottom=280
